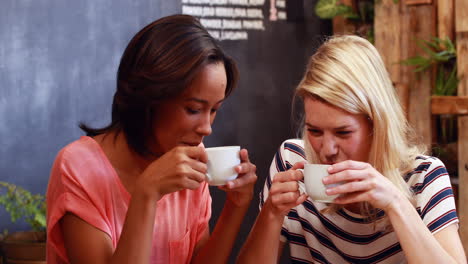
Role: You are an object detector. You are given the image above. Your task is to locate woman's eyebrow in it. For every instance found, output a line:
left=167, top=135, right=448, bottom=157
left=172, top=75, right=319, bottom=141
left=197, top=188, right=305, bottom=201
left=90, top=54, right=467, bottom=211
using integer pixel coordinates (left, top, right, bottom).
left=185, top=98, right=207, bottom=104
left=184, top=97, right=225, bottom=104
left=334, top=125, right=354, bottom=130
left=305, top=123, right=354, bottom=129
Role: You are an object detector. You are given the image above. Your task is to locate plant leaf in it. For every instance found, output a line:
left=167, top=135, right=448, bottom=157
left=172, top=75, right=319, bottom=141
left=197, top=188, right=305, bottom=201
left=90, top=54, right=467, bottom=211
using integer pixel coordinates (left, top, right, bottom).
left=0, top=181, right=46, bottom=231
left=34, top=214, right=46, bottom=229
left=434, top=68, right=445, bottom=95
left=417, top=39, right=438, bottom=58
left=444, top=65, right=459, bottom=96
left=315, top=0, right=354, bottom=19
left=400, top=56, right=430, bottom=66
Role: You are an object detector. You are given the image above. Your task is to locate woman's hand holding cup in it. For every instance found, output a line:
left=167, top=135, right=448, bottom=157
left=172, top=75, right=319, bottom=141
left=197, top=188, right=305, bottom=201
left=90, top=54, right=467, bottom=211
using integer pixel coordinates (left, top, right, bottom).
left=298, top=164, right=344, bottom=203
left=219, top=148, right=257, bottom=207
left=266, top=161, right=308, bottom=217
left=205, top=146, right=257, bottom=207
left=137, top=146, right=208, bottom=202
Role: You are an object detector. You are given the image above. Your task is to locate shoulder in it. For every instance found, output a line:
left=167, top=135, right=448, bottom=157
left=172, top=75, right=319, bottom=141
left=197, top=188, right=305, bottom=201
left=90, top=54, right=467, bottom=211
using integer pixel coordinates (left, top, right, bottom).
left=50, top=136, right=113, bottom=187
left=405, top=155, right=450, bottom=192
left=54, top=136, right=108, bottom=170
left=278, top=139, right=306, bottom=161
left=266, top=138, right=306, bottom=180
left=280, top=139, right=305, bottom=155
left=405, top=155, right=447, bottom=180
left=58, top=136, right=99, bottom=160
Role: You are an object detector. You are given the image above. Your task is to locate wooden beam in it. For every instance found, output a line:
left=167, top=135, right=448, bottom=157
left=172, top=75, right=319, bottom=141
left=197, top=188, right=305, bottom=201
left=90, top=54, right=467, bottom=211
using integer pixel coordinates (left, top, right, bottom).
left=398, top=2, right=412, bottom=113
left=455, top=0, right=468, bottom=33
left=437, top=0, right=454, bottom=40
left=458, top=116, right=468, bottom=253
left=456, top=5, right=468, bottom=252
left=407, top=4, right=436, bottom=148
left=405, top=0, right=432, bottom=5
left=457, top=35, right=468, bottom=96
left=431, top=96, right=468, bottom=115
left=375, top=0, right=401, bottom=84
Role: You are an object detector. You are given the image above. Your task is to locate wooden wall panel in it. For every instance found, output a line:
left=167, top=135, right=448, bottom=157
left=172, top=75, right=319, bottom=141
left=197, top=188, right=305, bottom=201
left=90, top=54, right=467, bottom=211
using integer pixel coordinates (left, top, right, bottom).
left=405, top=0, right=432, bottom=4
left=375, top=0, right=402, bottom=84
left=455, top=0, right=468, bottom=33
left=437, top=0, right=454, bottom=40
left=406, top=4, right=436, bottom=148
left=457, top=35, right=468, bottom=95
left=332, top=0, right=355, bottom=35
left=458, top=115, right=468, bottom=253
left=456, top=30, right=468, bottom=253
left=431, top=96, right=468, bottom=114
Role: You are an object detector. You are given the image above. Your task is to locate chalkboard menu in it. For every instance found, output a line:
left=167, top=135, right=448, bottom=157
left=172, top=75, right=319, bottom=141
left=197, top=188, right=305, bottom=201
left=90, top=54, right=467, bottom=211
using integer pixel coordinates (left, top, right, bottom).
left=0, top=0, right=330, bottom=262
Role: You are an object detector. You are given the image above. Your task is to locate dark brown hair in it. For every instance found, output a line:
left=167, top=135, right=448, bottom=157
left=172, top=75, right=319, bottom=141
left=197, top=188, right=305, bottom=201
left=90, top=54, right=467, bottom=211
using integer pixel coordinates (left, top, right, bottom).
left=80, top=14, right=239, bottom=157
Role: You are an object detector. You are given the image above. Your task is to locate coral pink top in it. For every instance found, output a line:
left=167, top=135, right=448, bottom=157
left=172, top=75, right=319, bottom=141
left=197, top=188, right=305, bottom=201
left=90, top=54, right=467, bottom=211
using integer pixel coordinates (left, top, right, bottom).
left=46, top=136, right=211, bottom=264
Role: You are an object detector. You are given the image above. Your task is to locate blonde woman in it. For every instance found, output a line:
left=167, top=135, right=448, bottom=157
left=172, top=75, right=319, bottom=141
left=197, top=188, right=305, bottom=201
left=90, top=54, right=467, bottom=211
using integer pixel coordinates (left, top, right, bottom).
left=238, top=35, right=466, bottom=263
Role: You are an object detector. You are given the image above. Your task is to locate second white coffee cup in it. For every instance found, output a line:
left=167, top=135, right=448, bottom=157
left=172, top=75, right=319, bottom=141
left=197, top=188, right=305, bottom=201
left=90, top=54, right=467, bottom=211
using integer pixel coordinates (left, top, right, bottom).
left=205, top=146, right=241, bottom=186
left=298, top=164, right=341, bottom=203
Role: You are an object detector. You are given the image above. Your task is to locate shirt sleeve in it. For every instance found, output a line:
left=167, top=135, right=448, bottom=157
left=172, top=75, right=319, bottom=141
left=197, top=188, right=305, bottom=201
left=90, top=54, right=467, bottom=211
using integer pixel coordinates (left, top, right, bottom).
left=259, top=139, right=307, bottom=242
left=410, top=156, right=459, bottom=234
left=46, top=148, right=113, bottom=262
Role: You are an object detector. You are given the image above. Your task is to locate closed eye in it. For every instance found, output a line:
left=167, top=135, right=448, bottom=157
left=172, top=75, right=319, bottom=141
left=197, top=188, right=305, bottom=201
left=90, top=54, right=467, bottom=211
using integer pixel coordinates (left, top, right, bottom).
left=337, top=130, right=351, bottom=134
left=307, top=128, right=322, bottom=136
left=336, top=130, right=352, bottom=137
left=186, top=108, right=201, bottom=114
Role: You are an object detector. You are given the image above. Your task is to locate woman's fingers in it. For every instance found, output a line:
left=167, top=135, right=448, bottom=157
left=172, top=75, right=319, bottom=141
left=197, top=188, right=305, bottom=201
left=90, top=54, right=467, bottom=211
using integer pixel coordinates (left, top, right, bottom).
left=326, top=179, right=373, bottom=195
left=323, top=168, right=368, bottom=185
left=273, top=170, right=303, bottom=183
left=186, top=159, right=208, bottom=174
left=184, top=145, right=208, bottom=163
left=239, top=148, right=250, bottom=163
left=296, top=194, right=309, bottom=205
left=328, top=160, right=369, bottom=173
left=270, top=180, right=301, bottom=195
left=235, top=161, right=256, bottom=175
left=271, top=191, right=302, bottom=205
left=223, top=172, right=257, bottom=189
left=291, top=161, right=307, bottom=170
left=223, top=149, right=256, bottom=189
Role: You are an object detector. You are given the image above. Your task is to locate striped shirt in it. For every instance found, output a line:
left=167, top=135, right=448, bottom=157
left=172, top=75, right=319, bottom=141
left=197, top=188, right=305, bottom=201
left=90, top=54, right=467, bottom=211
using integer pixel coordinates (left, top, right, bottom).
left=260, top=139, right=458, bottom=264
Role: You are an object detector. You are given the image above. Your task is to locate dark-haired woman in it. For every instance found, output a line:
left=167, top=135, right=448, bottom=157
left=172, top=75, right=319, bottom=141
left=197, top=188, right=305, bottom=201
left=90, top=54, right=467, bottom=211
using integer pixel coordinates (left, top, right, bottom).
left=46, top=14, right=257, bottom=264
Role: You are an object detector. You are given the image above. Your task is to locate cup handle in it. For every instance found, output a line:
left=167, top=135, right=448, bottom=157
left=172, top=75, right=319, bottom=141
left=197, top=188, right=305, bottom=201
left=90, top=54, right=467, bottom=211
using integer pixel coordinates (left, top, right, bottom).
left=297, top=169, right=307, bottom=196
left=298, top=181, right=307, bottom=196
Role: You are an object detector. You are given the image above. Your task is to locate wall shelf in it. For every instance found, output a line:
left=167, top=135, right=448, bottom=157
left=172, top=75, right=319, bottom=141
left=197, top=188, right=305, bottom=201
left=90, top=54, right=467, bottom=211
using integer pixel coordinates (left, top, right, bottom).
left=431, top=96, right=468, bottom=115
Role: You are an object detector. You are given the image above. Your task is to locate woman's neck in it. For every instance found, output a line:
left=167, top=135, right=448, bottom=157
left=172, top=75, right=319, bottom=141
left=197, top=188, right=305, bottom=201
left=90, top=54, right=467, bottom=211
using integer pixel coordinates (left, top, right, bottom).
left=94, top=131, right=151, bottom=193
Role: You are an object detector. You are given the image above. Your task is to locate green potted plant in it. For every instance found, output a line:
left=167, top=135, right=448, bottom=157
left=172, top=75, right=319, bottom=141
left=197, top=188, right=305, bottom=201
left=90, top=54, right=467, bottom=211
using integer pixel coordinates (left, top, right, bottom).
left=314, top=0, right=399, bottom=43
left=0, top=181, right=46, bottom=264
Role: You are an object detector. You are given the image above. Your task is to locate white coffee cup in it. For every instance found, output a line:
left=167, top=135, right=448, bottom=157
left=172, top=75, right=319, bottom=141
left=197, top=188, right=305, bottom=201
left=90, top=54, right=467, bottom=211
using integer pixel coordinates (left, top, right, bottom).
left=205, top=146, right=241, bottom=186
left=298, top=164, right=342, bottom=203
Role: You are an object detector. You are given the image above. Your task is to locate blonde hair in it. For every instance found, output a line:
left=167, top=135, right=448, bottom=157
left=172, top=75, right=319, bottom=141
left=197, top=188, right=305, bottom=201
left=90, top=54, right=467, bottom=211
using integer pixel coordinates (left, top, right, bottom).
left=296, top=35, right=426, bottom=219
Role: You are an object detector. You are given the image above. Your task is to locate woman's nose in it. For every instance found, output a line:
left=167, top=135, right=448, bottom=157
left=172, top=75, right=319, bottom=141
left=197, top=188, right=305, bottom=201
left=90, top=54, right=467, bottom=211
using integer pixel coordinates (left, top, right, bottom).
left=196, top=114, right=212, bottom=136
left=321, top=134, right=338, bottom=159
